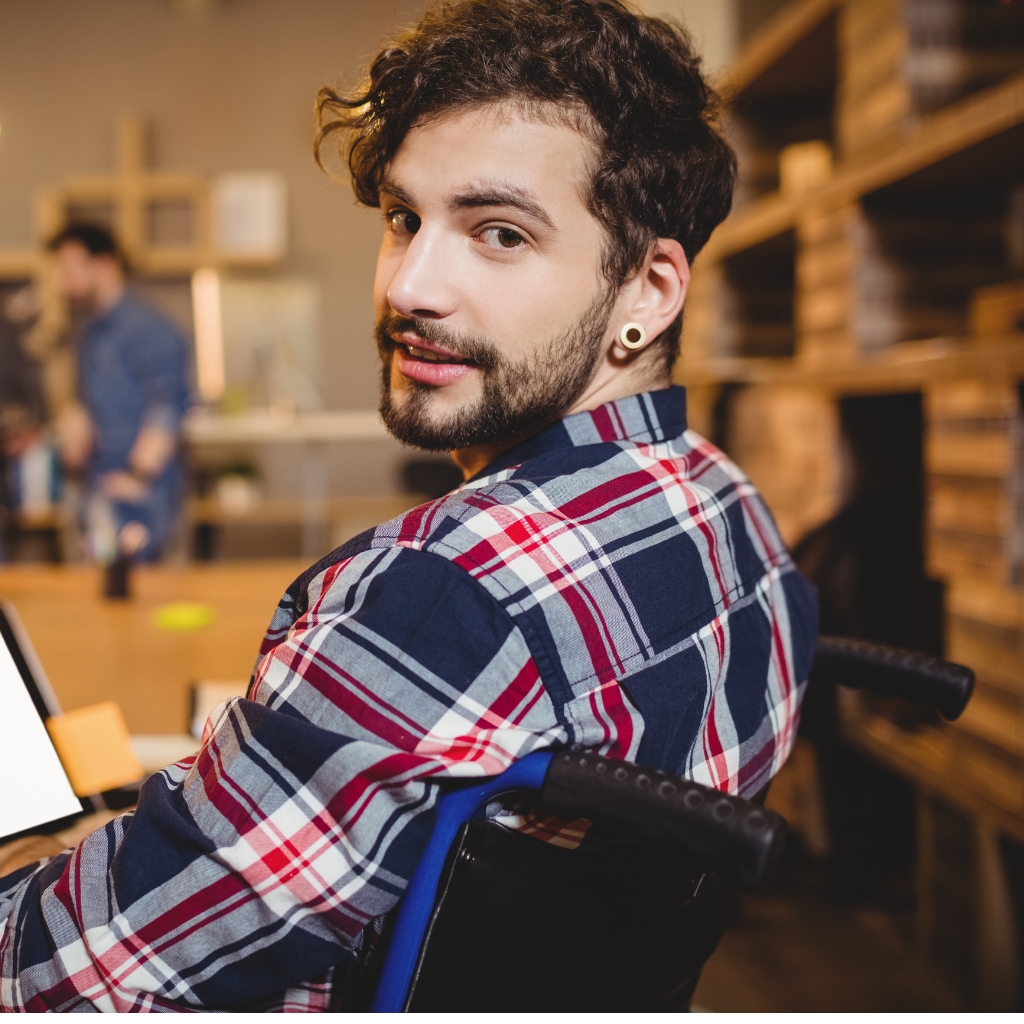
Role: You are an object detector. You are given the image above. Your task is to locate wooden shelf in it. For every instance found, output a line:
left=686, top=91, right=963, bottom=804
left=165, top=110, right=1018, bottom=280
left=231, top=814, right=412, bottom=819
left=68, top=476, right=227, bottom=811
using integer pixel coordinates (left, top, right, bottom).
left=720, top=0, right=841, bottom=98
left=705, top=6, right=1024, bottom=999
left=0, top=249, right=41, bottom=280
left=0, top=116, right=283, bottom=282
left=842, top=703, right=1024, bottom=847
left=679, top=336, right=1024, bottom=392
left=705, top=68, right=1024, bottom=261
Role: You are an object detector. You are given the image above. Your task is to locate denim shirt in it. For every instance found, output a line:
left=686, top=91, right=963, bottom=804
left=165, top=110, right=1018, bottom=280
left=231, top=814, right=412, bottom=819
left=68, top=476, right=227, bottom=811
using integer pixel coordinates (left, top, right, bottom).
left=78, top=293, right=190, bottom=482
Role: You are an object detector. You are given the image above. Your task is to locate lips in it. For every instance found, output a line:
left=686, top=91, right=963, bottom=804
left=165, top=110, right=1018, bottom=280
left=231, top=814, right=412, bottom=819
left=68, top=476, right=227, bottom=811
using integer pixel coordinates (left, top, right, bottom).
left=391, top=335, right=478, bottom=387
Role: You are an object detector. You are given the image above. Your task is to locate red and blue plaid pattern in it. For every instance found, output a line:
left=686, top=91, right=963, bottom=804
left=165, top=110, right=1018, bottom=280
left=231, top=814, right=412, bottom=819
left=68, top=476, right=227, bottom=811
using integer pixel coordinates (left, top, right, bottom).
left=0, top=387, right=817, bottom=1011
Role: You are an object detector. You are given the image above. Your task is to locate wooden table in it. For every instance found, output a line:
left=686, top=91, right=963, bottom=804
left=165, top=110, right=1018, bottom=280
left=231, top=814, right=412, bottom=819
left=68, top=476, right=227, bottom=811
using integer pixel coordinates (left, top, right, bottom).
left=0, top=561, right=306, bottom=735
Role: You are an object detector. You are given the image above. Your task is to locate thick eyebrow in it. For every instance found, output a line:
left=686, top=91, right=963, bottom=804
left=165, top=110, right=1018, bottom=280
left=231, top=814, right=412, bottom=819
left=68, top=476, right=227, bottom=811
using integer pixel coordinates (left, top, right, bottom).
left=447, top=182, right=555, bottom=230
left=378, top=176, right=417, bottom=208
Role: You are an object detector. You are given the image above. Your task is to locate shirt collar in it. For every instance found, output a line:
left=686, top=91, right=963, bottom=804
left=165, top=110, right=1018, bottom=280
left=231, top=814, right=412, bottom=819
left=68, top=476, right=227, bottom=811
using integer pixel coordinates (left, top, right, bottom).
left=87, top=292, right=132, bottom=331
left=473, top=385, right=688, bottom=480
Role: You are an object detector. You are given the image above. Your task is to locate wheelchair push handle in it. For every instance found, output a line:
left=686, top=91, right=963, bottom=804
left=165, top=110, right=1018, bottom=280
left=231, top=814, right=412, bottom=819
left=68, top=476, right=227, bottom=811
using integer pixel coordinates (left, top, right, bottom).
left=539, top=751, right=786, bottom=891
left=812, top=636, right=974, bottom=721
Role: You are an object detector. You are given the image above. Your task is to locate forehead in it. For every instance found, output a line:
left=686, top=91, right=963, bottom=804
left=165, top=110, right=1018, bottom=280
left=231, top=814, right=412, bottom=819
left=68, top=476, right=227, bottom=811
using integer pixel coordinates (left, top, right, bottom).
left=56, top=241, right=91, bottom=259
left=384, top=105, right=597, bottom=208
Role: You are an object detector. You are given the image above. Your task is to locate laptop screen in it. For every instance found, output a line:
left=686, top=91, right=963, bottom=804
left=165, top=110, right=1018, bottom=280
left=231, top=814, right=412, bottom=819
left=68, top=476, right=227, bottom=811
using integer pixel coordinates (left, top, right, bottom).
left=0, top=606, right=81, bottom=844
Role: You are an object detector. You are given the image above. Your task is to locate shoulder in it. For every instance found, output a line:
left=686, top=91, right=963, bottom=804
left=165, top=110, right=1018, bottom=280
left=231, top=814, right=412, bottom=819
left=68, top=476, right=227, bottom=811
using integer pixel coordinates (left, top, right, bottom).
left=291, top=430, right=792, bottom=600
left=260, top=527, right=511, bottom=653
left=118, top=295, right=186, bottom=348
left=267, top=427, right=795, bottom=646
left=374, top=429, right=787, bottom=572
left=254, top=537, right=539, bottom=734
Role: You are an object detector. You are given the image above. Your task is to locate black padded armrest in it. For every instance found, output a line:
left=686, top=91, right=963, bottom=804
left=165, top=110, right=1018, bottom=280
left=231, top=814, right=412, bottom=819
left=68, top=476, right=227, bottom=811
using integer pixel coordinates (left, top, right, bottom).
left=812, top=636, right=974, bottom=721
left=540, top=751, right=786, bottom=891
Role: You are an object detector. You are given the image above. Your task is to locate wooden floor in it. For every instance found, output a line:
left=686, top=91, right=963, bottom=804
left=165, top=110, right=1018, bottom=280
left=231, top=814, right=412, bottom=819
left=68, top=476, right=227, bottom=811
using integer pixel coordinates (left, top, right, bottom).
left=0, top=561, right=306, bottom=734
left=693, top=854, right=966, bottom=1012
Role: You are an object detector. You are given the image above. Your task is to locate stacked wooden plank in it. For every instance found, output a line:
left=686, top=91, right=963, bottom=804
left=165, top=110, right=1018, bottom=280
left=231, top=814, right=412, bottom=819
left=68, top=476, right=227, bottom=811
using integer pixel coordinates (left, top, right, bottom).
left=837, top=0, right=1024, bottom=158
left=795, top=199, right=1006, bottom=368
left=837, top=0, right=910, bottom=155
left=683, top=236, right=797, bottom=361
left=904, top=0, right=1024, bottom=113
left=723, top=384, right=841, bottom=547
left=926, top=381, right=1024, bottom=753
left=916, top=380, right=1023, bottom=1005
left=679, top=0, right=1024, bottom=1006
left=927, top=383, right=1019, bottom=581
left=679, top=257, right=727, bottom=367
left=970, top=280, right=1024, bottom=339
left=795, top=204, right=858, bottom=366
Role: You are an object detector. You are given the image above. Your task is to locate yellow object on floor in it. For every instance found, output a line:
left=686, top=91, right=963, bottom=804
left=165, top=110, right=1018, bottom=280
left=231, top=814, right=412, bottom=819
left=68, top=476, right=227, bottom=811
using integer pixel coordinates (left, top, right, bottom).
left=152, top=601, right=216, bottom=632
left=45, top=701, right=143, bottom=796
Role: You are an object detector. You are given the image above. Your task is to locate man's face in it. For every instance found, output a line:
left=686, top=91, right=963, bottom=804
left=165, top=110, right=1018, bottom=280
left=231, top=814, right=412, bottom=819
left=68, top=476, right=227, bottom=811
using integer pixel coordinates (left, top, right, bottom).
left=52, top=241, right=103, bottom=305
left=373, top=105, right=616, bottom=452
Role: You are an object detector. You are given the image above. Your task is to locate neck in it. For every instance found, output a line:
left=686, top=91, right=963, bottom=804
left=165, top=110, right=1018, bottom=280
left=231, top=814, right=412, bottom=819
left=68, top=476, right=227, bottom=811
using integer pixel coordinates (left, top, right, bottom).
left=452, top=367, right=671, bottom=480
left=451, top=421, right=546, bottom=480
left=94, top=275, right=125, bottom=313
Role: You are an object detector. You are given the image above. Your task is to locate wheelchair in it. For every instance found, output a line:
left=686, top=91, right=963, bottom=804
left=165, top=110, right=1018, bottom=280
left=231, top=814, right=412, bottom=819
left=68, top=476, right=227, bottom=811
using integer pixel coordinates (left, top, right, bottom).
left=358, top=636, right=975, bottom=1012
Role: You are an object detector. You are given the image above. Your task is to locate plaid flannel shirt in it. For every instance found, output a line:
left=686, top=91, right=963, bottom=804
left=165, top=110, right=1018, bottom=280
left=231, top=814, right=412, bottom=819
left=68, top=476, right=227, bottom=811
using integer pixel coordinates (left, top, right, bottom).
left=0, top=386, right=817, bottom=1011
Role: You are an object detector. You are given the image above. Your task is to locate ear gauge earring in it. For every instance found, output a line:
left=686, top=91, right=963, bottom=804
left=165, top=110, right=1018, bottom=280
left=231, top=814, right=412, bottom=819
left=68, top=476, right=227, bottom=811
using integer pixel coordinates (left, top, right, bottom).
left=618, top=322, right=647, bottom=351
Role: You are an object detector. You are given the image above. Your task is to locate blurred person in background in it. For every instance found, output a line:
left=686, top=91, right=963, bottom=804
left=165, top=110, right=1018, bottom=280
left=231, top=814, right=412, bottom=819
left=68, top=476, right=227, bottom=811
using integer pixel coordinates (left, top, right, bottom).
left=48, top=224, right=189, bottom=562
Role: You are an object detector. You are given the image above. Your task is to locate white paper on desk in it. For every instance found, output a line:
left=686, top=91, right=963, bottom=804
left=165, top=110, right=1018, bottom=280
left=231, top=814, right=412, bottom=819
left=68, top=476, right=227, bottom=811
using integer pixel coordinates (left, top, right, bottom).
left=0, top=641, right=80, bottom=840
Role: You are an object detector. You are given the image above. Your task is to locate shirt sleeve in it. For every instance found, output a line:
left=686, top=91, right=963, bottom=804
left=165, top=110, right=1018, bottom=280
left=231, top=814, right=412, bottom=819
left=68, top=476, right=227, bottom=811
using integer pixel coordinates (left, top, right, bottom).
left=129, top=311, right=190, bottom=431
left=0, top=547, right=564, bottom=1011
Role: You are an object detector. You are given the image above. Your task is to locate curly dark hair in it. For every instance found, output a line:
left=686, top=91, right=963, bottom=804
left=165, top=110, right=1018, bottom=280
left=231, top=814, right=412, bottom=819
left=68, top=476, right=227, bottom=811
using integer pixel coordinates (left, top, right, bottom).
left=47, top=222, right=129, bottom=272
left=315, top=0, right=736, bottom=368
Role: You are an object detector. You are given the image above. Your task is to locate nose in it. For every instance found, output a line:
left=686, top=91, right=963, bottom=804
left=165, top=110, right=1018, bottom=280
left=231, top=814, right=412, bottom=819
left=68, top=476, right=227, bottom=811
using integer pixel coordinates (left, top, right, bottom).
left=385, top=227, right=457, bottom=321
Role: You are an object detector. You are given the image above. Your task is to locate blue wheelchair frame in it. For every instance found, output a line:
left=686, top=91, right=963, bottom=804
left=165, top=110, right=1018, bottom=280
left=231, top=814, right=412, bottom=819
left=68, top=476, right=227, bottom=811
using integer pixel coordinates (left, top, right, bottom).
left=370, top=751, right=555, bottom=1012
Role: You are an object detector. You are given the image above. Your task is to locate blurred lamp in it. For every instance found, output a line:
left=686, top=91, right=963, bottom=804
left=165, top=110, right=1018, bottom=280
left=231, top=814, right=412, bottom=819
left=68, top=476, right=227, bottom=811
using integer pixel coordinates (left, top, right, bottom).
left=192, top=267, right=225, bottom=402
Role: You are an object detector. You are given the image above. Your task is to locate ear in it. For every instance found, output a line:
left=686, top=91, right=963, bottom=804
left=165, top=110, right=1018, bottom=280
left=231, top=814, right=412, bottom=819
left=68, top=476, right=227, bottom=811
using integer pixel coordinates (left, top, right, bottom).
left=612, top=238, right=689, bottom=356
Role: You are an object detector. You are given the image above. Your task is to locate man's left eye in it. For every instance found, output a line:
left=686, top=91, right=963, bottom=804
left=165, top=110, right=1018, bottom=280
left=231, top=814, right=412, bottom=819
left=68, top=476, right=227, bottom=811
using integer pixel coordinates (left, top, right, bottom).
left=479, top=227, right=525, bottom=250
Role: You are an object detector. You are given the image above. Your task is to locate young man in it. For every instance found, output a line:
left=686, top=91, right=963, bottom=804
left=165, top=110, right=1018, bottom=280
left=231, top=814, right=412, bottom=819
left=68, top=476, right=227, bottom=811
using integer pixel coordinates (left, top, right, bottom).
left=49, top=224, right=189, bottom=561
left=0, top=0, right=817, bottom=1011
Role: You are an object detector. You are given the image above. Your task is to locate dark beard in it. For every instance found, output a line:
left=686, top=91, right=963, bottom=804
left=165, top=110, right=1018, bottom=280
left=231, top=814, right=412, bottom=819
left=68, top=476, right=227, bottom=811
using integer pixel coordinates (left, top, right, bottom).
left=376, top=289, right=615, bottom=452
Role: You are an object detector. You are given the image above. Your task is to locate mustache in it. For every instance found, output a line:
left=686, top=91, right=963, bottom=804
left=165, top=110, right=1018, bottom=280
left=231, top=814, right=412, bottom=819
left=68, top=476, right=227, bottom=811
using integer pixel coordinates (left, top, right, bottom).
left=375, top=314, right=500, bottom=370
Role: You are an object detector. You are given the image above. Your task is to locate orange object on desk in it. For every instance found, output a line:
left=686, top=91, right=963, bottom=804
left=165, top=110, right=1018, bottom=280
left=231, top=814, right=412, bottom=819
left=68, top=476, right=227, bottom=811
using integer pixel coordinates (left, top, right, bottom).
left=46, top=701, right=142, bottom=796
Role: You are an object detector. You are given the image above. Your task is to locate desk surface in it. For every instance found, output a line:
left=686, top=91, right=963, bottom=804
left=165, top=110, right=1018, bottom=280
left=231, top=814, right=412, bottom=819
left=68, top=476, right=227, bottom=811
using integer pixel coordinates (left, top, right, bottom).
left=184, top=409, right=388, bottom=444
left=0, top=561, right=306, bottom=735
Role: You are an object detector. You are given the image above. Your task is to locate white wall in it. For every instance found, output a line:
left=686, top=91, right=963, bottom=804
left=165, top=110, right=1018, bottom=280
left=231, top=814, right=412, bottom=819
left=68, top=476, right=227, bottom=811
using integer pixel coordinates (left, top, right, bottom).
left=0, top=0, right=423, bottom=414
left=0, top=0, right=430, bottom=495
left=637, top=0, right=738, bottom=74
left=0, top=0, right=734, bottom=500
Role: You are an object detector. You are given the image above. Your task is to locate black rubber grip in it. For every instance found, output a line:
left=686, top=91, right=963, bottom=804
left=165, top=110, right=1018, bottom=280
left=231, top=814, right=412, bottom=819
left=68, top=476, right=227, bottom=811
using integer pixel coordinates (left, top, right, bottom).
left=812, top=636, right=974, bottom=721
left=540, top=751, right=787, bottom=891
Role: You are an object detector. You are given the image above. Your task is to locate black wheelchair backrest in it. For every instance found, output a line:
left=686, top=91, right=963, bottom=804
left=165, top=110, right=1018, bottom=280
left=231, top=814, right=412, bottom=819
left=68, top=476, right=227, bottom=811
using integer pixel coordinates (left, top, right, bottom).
left=371, top=635, right=977, bottom=1010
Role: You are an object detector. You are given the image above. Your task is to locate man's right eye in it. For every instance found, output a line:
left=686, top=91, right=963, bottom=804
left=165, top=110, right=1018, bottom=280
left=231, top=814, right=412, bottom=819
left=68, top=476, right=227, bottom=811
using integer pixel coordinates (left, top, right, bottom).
left=387, top=210, right=421, bottom=235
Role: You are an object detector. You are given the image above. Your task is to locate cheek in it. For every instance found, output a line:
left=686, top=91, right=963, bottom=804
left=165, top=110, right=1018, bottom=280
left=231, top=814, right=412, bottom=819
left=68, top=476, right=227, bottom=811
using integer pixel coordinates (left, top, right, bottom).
left=477, top=257, right=603, bottom=350
left=60, top=270, right=85, bottom=296
left=373, top=241, right=399, bottom=315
